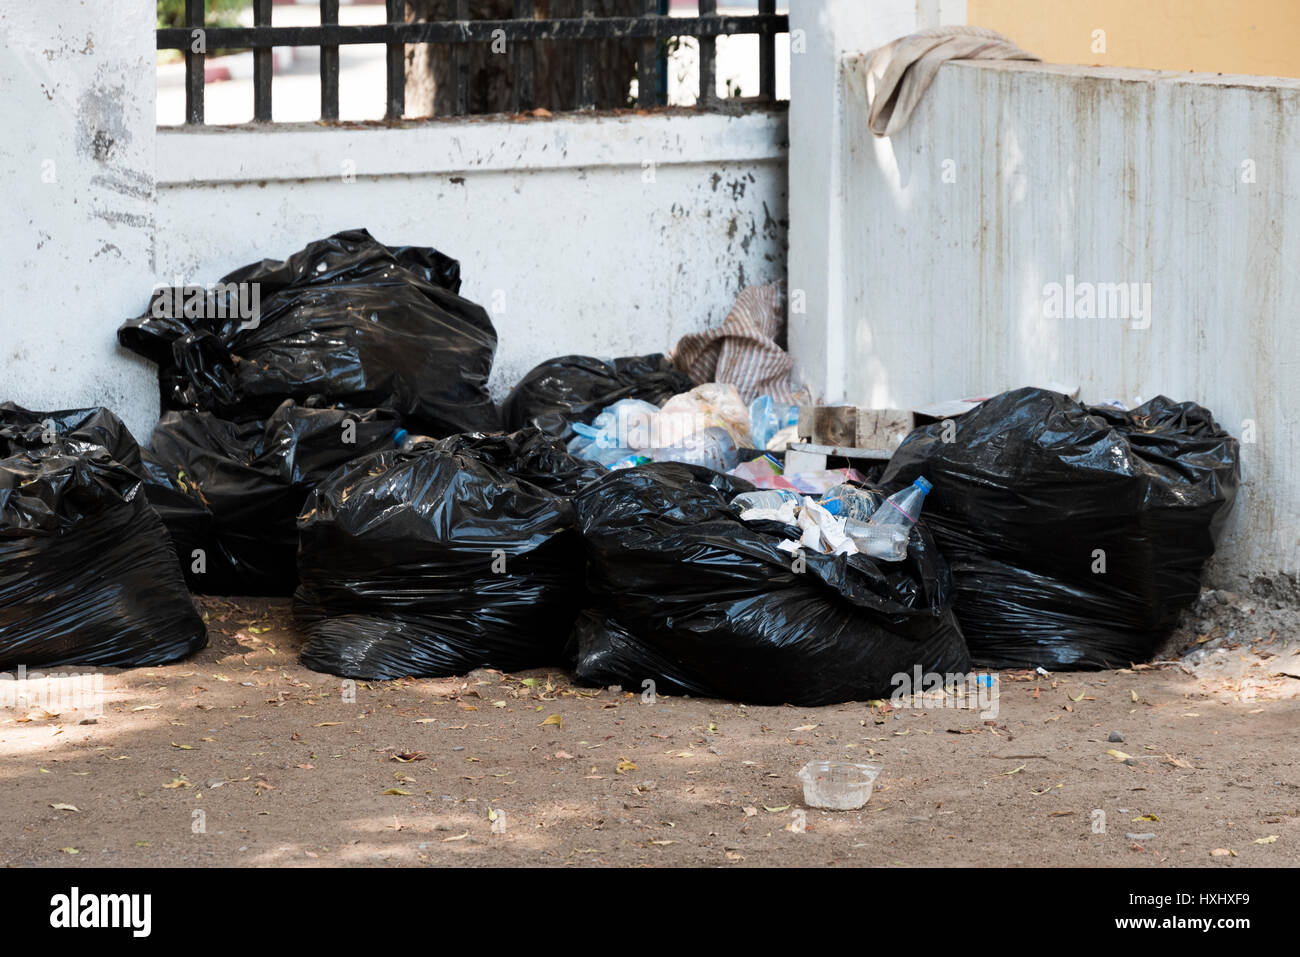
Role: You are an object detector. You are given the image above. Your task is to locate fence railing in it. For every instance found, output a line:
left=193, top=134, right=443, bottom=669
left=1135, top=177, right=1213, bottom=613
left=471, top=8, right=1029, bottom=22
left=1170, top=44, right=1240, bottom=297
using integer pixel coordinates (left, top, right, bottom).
left=157, top=0, right=788, bottom=125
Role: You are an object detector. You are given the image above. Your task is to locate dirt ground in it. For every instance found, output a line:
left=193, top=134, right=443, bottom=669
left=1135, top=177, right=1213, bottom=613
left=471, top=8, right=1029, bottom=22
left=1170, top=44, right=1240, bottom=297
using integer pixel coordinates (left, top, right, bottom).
left=3, top=595, right=1297, bottom=868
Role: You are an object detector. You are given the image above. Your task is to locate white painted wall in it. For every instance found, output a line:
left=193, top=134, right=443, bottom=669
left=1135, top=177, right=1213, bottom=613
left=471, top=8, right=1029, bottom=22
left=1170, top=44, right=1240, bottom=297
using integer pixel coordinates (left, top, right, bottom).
left=786, top=0, right=942, bottom=402
left=835, top=57, right=1300, bottom=583
left=0, top=0, right=159, bottom=440
left=0, top=0, right=787, bottom=442
left=155, top=110, right=788, bottom=401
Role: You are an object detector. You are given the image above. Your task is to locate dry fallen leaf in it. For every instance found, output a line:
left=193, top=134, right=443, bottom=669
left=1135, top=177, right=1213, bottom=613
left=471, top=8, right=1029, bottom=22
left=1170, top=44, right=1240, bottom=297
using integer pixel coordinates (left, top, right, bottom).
left=540, top=714, right=562, bottom=728
left=1253, top=835, right=1278, bottom=845
left=1106, top=749, right=1133, bottom=762
left=49, top=803, right=79, bottom=812
left=1210, top=847, right=1237, bottom=857
left=381, top=788, right=411, bottom=796
left=162, top=778, right=190, bottom=789
left=616, top=757, right=638, bottom=774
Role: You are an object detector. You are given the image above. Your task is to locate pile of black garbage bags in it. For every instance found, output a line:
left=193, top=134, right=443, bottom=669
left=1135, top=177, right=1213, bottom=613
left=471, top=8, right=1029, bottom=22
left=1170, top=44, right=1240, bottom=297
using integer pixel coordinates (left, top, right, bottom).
left=1, top=228, right=1240, bottom=702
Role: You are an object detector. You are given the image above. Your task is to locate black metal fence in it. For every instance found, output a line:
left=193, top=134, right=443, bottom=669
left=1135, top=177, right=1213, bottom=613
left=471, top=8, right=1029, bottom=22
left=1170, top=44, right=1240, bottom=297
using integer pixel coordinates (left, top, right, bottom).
left=157, top=1, right=788, bottom=125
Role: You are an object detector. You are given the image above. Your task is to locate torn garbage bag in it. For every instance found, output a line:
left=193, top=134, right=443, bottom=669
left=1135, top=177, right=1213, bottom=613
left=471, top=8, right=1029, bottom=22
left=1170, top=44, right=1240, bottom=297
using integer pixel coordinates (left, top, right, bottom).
left=569, top=463, right=970, bottom=706
left=294, top=430, right=587, bottom=679
left=0, top=436, right=206, bottom=669
left=881, top=387, right=1240, bottom=669
left=118, top=228, right=500, bottom=436
left=502, top=353, right=693, bottom=442
left=143, top=401, right=401, bottom=594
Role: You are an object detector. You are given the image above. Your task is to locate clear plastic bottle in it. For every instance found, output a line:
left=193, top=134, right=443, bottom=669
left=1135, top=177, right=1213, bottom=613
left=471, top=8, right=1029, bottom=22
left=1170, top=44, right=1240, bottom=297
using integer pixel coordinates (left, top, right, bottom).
left=849, top=477, right=933, bottom=561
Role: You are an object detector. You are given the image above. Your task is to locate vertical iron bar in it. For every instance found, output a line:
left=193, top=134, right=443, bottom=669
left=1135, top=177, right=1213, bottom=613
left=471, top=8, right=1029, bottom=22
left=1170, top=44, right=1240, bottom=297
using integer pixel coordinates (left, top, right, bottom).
left=637, top=0, right=658, bottom=108
left=576, top=0, right=595, bottom=109
left=512, top=0, right=534, bottom=112
left=697, top=0, right=715, bottom=108
left=451, top=0, right=469, bottom=115
left=757, top=0, right=775, bottom=100
left=184, top=0, right=205, bottom=125
left=320, top=0, right=340, bottom=120
left=385, top=0, right=406, bottom=120
left=253, top=0, right=273, bottom=121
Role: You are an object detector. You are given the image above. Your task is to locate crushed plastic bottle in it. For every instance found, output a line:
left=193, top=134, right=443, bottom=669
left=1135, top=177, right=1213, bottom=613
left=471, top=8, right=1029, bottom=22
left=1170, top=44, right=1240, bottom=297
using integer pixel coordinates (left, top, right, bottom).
left=818, top=483, right=882, bottom=522
left=731, top=489, right=801, bottom=514
left=845, top=477, right=933, bottom=561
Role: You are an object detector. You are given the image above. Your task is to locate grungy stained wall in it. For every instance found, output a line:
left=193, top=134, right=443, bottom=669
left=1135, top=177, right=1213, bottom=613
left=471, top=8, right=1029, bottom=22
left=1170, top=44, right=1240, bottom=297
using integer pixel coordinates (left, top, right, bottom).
left=0, top=0, right=787, bottom=444
left=835, top=57, right=1300, bottom=584
left=154, top=111, right=788, bottom=401
left=0, top=0, right=159, bottom=438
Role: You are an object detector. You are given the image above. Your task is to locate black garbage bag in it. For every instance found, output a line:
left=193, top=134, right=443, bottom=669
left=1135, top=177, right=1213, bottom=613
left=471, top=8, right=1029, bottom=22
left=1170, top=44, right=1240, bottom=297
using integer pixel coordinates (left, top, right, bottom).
left=431, top=427, right=605, bottom=497
left=570, top=463, right=970, bottom=706
left=881, top=387, right=1241, bottom=670
left=295, top=430, right=587, bottom=679
left=142, top=400, right=401, bottom=595
left=118, top=228, right=500, bottom=436
left=0, top=402, right=144, bottom=474
left=502, top=353, right=694, bottom=442
left=0, top=441, right=206, bottom=669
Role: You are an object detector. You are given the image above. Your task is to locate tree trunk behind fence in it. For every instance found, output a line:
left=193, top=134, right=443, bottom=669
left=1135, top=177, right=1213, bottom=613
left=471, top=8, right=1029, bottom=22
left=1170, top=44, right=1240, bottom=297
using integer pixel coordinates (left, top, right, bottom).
left=404, top=0, right=642, bottom=117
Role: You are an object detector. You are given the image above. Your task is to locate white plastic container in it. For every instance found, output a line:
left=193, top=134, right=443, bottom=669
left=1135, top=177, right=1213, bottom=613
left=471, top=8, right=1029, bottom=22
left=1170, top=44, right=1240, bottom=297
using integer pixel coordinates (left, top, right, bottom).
left=797, top=760, right=881, bottom=810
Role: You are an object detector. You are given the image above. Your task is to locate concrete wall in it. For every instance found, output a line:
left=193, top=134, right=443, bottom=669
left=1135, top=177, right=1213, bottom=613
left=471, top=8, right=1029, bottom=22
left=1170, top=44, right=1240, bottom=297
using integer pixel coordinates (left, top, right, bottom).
left=785, top=0, right=965, bottom=402
left=0, top=0, right=159, bottom=438
left=155, top=110, right=788, bottom=404
left=835, top=57, right=1300, bottom=584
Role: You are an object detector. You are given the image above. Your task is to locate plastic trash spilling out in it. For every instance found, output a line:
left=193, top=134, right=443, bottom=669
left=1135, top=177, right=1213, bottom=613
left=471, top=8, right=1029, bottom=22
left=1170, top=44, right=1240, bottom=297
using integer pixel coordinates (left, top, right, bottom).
left=881, top=387, right=1241, bottom=669
left=118, top=228, right=500, bottom=437
left=798, top=760, right=881, bottom=811
left=844, top=477, right=933, bottom=562
left=568, top=462, right=970, bottom=706
left=503, top=353, right=693, bottom=443
left=748, top=394, right=799, bottom=450
left=0, top=404, right=206, bottom=669
left=141, top=401, right=402, bottom=595
left=730, top=457, right=869, bottom=495
left=294, top=427, right=590, bottom=679
left=565, top=382, right=756, bottom=472
left=730, top=478, right=932, bottom=563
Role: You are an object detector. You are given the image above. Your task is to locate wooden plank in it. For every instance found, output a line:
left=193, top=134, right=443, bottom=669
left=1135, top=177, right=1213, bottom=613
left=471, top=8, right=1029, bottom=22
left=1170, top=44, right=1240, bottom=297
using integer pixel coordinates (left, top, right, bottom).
left=576, top=0, right=596, bottom=109
left=698, top=0, right=716, bottom=107
left=450, top=0, right=470, bottom=115
left=385, top=0, right=405, bottom=120
left=157, top=16, right=789, bottom=48
left=183, top=0, right=204, bottom=125
left=637, top=0, right=658, bottom=108
left=320, top=0, right=340, bottom=120
left=253, top=0, right=273, bottom=122
left=511, top=0, right=534, bottom=113
left=757, top=0, right=775, bottom=99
